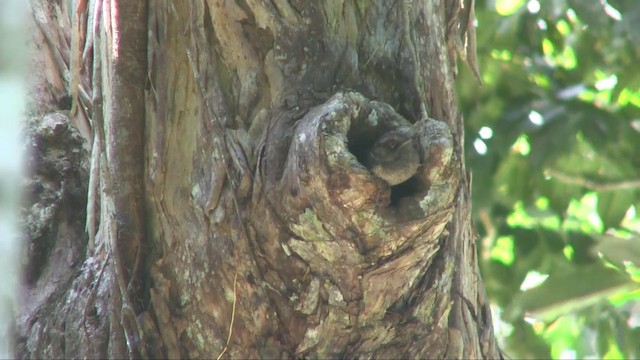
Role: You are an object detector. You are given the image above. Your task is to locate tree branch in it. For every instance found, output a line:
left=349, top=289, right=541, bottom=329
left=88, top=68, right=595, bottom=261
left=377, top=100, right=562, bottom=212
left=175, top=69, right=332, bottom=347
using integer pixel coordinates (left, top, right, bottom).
left=546, top=169, right=640, bottom=191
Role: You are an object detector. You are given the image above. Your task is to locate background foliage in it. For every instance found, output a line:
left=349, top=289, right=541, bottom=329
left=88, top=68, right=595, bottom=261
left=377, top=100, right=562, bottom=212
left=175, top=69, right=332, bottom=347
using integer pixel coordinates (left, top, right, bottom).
left=458, top=0, right=640, bottom=358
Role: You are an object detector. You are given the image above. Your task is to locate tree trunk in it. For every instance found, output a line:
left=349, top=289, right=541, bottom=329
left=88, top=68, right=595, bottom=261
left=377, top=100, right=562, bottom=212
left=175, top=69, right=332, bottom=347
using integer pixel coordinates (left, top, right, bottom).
left=19, top=0, right=503, bottom=358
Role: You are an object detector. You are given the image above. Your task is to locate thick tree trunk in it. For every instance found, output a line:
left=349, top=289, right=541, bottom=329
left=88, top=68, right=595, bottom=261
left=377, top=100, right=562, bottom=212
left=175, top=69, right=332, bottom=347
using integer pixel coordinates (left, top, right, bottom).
left=19, top=0, right=503, bottom=358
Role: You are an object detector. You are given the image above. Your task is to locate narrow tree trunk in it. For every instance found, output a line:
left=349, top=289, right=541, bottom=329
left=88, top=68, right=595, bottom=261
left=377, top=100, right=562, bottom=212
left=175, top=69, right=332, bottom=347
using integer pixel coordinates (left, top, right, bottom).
left=20, top=0, right=503, bottom=358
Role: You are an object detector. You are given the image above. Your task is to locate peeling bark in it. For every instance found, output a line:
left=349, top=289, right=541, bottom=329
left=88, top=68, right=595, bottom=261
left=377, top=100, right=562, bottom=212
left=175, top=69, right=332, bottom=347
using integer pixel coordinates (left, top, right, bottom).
left=19, top=0, right=504, bottom=359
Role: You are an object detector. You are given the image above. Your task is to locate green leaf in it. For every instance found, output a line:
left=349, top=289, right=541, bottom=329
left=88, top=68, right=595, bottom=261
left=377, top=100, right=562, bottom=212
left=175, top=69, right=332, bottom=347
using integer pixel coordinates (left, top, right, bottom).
left=598, top=190, right=633, bottom=229
left=594, top=234, right=640, bottom=268
left=510, top=265, right=635, bottom=321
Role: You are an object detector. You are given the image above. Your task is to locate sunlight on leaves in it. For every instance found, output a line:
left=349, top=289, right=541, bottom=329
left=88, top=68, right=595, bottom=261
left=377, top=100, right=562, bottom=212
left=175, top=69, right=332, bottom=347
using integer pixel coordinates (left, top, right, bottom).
left=556, top=20, right=571, bottom=36
left=528, top=110, right=544, bottom=126
left=624, top=262, right=640, bottom=283
left=511, top=135, right=531, bottom=156
left=603, top=341, right=624, bottom=360
left=495, top=0, right=525, bottom=16
left=507, top=199, right=560, bottom=230
left=507, top=202, right=536, bottom=228
left=520, top=271, right=549, bottom=291
left=563, top=245, right=574, bottom=260
left=535, top=197, right=549, bottom=210
left=617, top=88, right=640, bottom=108
left=563, top=193, right=604, bottom=234
left=603, top=3, right=622, bottom=21
left=543, top=315, right=580, bottom=360
left=542, top=38, right=554, bottom=56
left=479, top=126, right=494, bottom=139
left=579, top=71, right=620, bottom=108
left=474, top=138, right=488, bottom=155
left=490, top=49, right=513, bottom=61
left=559, top=46, right=577, bottom=70
left=491, top=236, right=515, bottom=265
left=578, top=89, right=597, bottom=103
left=526, top=0, right=540, bottom=14
left=530, top=73, right=550, bottom=88
left=460, top=1, right=640, bottom=357
left=595, top=75, right=617, bottom=91
left=541, top=38, right=576, bottom=70
left=608, top=288, right=640, bottom=307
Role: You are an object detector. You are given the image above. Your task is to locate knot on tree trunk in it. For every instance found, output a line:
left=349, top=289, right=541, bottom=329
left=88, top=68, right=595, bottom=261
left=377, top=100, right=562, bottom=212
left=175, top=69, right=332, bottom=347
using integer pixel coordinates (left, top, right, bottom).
left=254, top=91, right=461, bottom=355
left=264, top=89, right=459, bottom=261
left=274, top=91, right=457, bottom=228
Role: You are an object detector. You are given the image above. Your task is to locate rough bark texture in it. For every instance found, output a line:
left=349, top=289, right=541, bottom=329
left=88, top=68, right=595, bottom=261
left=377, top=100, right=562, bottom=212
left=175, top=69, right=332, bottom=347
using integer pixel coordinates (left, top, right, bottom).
left=19, top=0, right=503, bottom=358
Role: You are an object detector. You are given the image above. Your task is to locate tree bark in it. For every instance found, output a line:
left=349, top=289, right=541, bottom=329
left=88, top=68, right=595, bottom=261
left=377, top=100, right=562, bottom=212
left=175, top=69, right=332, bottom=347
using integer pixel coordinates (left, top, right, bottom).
left=19, top=0, right=503, bottom=358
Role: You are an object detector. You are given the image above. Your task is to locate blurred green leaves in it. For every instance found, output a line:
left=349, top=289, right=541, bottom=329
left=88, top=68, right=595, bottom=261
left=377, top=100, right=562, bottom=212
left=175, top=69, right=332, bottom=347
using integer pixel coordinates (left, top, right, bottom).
left=459, top=0, right=640, bottom=358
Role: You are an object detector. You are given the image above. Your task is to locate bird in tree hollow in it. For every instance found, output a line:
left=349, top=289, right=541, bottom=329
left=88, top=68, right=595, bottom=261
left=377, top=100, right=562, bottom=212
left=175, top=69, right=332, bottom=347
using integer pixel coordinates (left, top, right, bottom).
left=366, top=126, right=420, bottom=186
